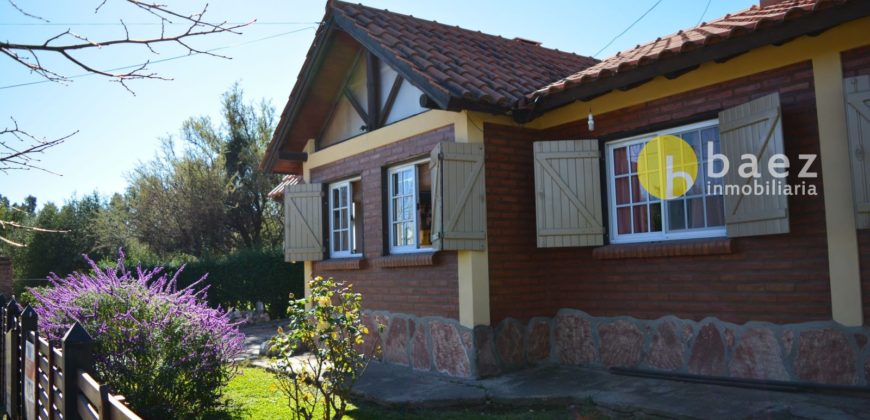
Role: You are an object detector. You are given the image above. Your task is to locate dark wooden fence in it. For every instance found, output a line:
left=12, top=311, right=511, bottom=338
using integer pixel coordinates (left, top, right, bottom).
left=0, top=295, right=142, bottom=420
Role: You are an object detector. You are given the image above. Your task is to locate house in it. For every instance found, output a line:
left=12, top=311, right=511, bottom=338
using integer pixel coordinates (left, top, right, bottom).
left=262, top=0, right=870, bottom=385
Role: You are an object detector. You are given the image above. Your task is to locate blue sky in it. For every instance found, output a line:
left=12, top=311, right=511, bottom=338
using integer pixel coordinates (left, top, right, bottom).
left=0, top=0, right=756, bottom=207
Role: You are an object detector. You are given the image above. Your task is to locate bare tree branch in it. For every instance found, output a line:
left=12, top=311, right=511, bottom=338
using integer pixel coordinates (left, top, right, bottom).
left=0, top=117, right=77, bottom=173
left=6, top=0, right=49, bottom=23
left=0, top=0, right=254, bottom=89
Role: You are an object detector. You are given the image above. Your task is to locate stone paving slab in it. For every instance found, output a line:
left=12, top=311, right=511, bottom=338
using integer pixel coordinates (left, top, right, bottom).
left=352, top=363, right=870, bottom=419
left=238, top=319, right=289, bottom=360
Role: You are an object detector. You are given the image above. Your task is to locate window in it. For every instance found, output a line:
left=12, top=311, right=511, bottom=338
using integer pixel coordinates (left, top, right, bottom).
left=388, top=160, right=432, bottom=253
left=328, top=179, right=363, bottom=257
left=606, top=120, right=725, bottom=244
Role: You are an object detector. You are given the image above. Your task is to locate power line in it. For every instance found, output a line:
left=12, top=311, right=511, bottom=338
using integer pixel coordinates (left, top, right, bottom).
left=0, top=25, right=316, bottom=91
left=695, top=0, right=712, bottom=26
left=593, top=0, right=664, bottom=58
left=0, top=21, right=320, bottom=26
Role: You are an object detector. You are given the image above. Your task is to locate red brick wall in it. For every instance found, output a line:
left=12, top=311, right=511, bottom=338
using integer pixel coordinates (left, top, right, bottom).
left=486, top=61, right=831, bottom=325
left=842, top=44, right=870, bottom=325
left=309, top=125, right=459, bottom=319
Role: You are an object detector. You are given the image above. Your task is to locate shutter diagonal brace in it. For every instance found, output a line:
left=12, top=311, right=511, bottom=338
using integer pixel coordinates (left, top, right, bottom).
left=443, top=152, right=484, bottom=234
left=288, top=193, right=321, bottom=250
left=725, top=109, right=781, bottom=216
left=535, top=152, right=601, bottom=227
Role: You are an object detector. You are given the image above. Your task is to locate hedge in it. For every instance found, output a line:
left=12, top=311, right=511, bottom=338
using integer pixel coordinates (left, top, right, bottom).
left=168, top=248, right=303, bottom=319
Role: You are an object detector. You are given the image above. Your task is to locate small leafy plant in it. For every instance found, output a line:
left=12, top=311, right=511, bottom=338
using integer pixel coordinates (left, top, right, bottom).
left=30, top=251, right=244, bottom=418
left=270, top=276, right=381, bottom=420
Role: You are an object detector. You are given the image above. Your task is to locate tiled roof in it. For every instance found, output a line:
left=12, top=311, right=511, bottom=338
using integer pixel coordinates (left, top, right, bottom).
left=530, top=0, right=852, bottom=101
left=267, top=175, right=304, bottom=200
left=331, top=1, right=599, bottom=109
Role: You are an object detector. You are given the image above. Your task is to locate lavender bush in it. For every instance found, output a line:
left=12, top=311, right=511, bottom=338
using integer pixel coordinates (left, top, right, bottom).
left=30, top=251, right=244, bottom=418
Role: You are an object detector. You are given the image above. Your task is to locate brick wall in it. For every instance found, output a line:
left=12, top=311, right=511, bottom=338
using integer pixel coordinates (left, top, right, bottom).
left=309, top=125, right=459, bottom=319
left=842, top=44, right=870, bottom=325
left=485, top=61, right=831, bottom=325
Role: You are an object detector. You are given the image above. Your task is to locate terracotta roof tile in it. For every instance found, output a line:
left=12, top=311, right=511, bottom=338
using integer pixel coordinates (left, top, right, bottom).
left=531, top=0, right=852, bottom=100
left=331, top=1, right=599, bottom=109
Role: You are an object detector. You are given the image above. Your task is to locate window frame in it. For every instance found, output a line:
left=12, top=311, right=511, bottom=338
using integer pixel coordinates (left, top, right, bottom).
left=328, top=178, right=362, bottom=258
left=605, top=119, right=726, bottom=244
left=387, top=159, right=432, bottom=254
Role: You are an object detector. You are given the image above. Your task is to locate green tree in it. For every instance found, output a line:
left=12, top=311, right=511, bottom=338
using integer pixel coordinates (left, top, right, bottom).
left=127, top=84, right=282, bottom=258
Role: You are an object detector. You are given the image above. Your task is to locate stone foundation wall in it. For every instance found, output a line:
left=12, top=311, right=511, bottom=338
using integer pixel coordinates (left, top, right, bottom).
left=362, top=310, right=477, bottom=378
left=367, top=308, right=870, bottom=386
left=477, top=309, right=870, bottom=386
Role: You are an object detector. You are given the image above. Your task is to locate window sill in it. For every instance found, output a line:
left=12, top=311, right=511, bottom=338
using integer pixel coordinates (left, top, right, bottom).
left=316, top=258, right=365, bottom=271
left=592, top=238, right=732, bottom=260
left=372, top=252, right=437, bottom=268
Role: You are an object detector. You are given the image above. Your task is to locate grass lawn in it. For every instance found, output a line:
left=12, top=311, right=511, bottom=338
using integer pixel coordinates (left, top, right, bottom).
left=220, top=366, right=605, bottom=419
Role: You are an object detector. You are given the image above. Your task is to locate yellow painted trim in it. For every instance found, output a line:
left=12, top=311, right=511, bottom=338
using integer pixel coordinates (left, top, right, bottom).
left=458, top=251, right=490, bottom=327
left=456, top=111, right=491, bottom=327
left=303, top=261, right=313, bottom=310
left=814, top=53, right=864, bottom=326
left=530, top=16, right=870, bottom=130
left=305, top=110, right=463, bottom=171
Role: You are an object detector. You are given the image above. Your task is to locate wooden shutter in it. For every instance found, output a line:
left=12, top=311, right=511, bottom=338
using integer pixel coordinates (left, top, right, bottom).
left=430, top=142, right=487, bottom=251
left=718, top=92, right=789, bottom=237
left=284, top=183, right=325, bottom=261
left=533, top=140, right=604, bottom=247
left=845, top=75, right=870, bottom=229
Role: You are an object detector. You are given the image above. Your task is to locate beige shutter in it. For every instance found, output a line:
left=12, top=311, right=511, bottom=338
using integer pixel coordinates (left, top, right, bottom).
left=718, top=92, right=789, bottom=237
left=845, top=75, right=870, bottom=229
left=533, top=140, right=604, bottom=247
left=284, top=183, right=324, bottom=261
left=430, top=142, right=487, bottom=251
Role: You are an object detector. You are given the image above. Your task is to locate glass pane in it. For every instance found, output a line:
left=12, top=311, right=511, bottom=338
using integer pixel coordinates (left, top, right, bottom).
left=392, top=173, right=400, bottom=196
left=687, top=198, right=705, bottom=229
left=617, top=207, right=631, bottom=234
left=668, top=200, right=686, bottom=231
left=629, top=143, right=643, bottom=173
left=615, top=177, right=630, bottom=205
left=340, top=186, right=348, bottom=206
left=333, top=232, right=342, bottom=251
left=630, top=175, right=646, bottom=203
left=340, top=231, right=349, bottom=251
left=340, top=209, right=348, bottom=229
left=613, top=147, right=628, bottom=175
left=681, top=130, right=700, bottom=157
left=403, top=222, right=415, bottom=245
left=393, top=224, right=402, bottom=246
left=333, top=210, right=341, bottom=228
left=402, top=197, right=413, bottom=220
left=332, top=188, right=340, bottom=207
left=706, top=195, right=725, bottom=227
left=632, top=205, right=649, bottom=233
left=701, top=127, right=720, bottom=156
left=650, top=202, right=662, bottom=232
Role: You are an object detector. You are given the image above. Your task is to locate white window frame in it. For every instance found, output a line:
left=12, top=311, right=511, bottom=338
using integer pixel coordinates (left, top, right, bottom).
left=328, top=178, right=361, bottom=258
left=605, top=119, right=726, bottom=244
left=387, top=159, right=432, bottom=254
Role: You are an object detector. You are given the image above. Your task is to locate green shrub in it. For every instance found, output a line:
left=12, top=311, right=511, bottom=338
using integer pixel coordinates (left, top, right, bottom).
left=270, top=276, right=380, bottom=420
left=97, top=248, right=302, bottom=319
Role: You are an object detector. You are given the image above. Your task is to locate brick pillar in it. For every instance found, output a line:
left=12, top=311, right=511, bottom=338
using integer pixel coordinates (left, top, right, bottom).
left=0, top=257, right=11, bottom=296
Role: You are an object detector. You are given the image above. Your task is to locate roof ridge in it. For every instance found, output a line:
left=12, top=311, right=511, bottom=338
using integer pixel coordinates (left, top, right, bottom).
left=330, top=0, right=598, bottom=61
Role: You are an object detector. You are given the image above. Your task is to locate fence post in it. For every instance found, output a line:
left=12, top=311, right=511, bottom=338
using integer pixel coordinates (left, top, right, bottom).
left=61, top=322, right=93, bottom=420
left=0, top=294, right=6, bottom=405
left=20, top=305, right=38, bottom=420
left=5, top=298, right=20, bottom=419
